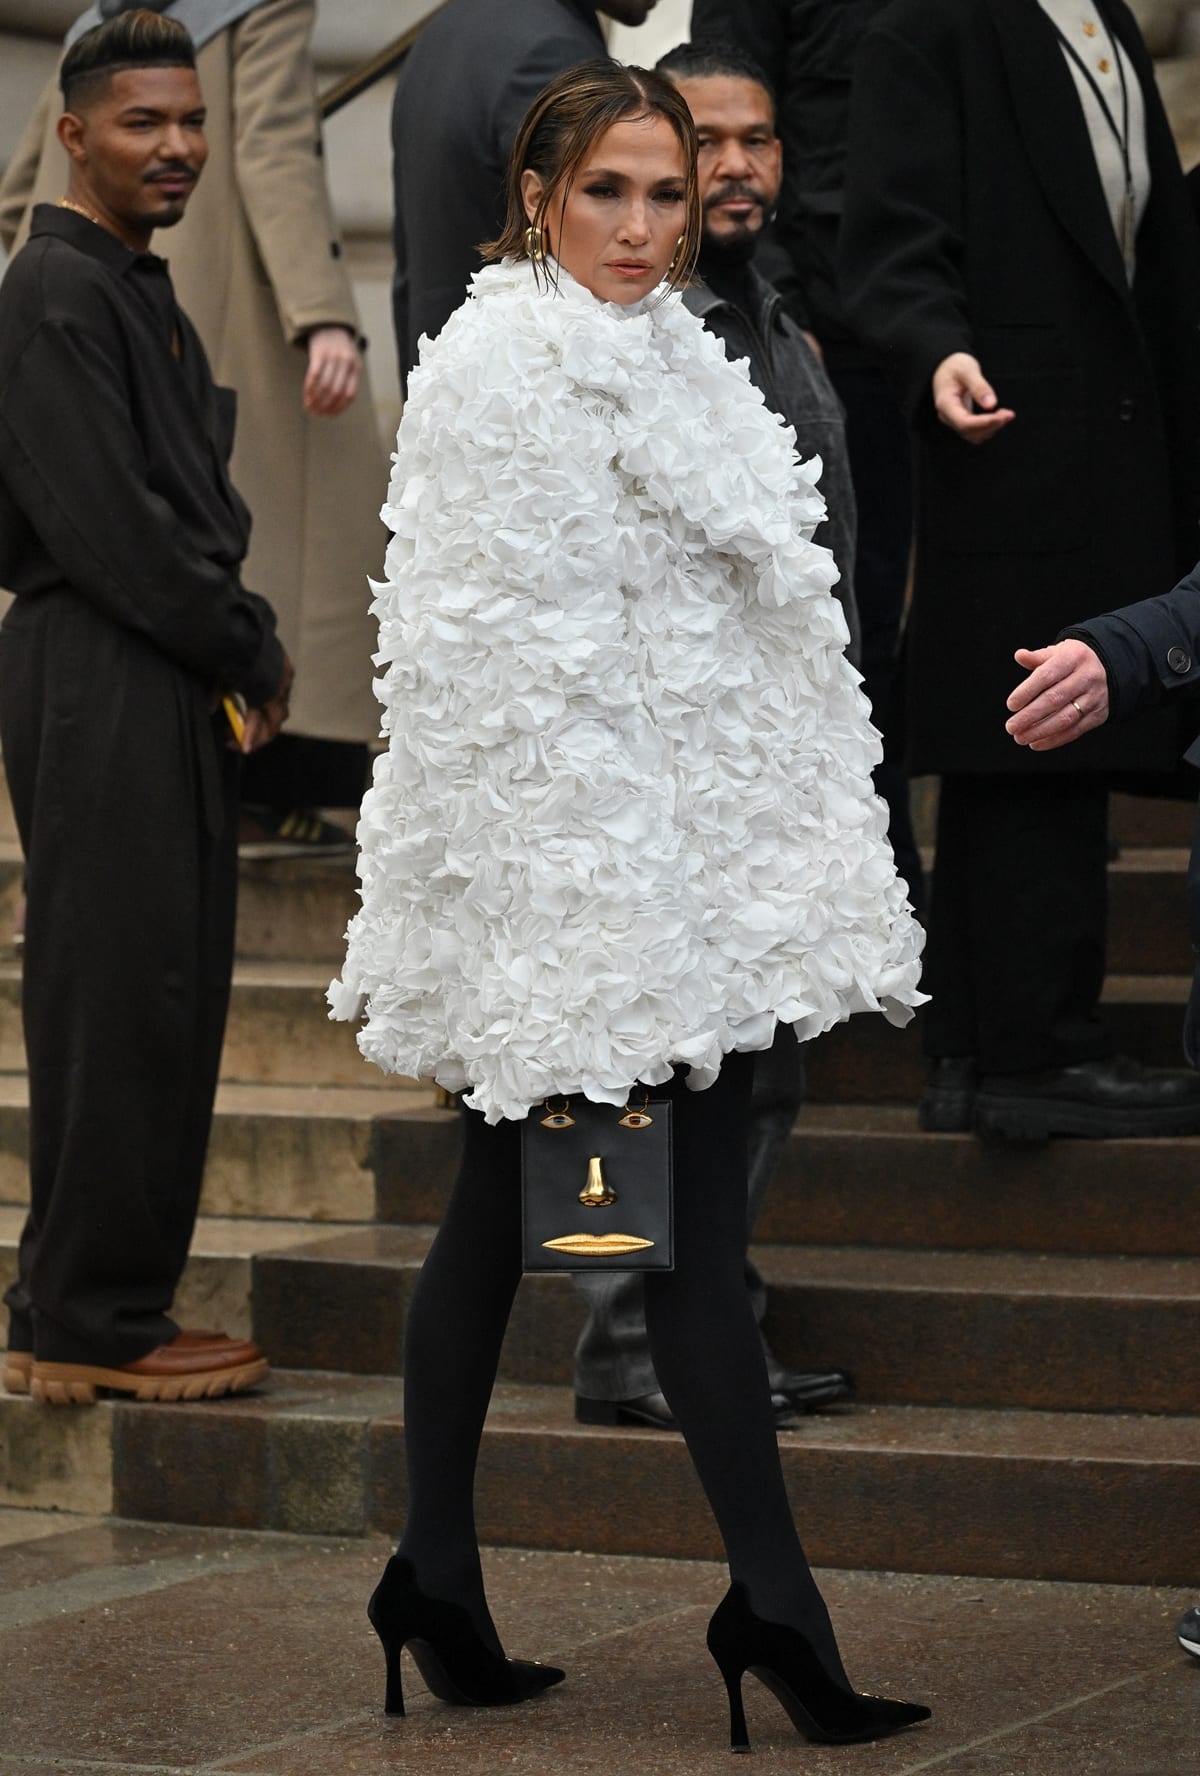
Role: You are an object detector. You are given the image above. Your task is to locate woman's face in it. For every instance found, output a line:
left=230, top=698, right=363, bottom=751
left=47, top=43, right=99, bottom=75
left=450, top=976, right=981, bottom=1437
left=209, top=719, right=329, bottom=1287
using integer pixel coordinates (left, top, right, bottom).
left=522, top=112, right=688, bottom=306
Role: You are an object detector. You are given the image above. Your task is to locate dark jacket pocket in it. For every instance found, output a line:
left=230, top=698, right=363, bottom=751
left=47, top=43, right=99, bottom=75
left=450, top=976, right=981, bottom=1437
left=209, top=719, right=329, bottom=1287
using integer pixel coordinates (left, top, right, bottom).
left=928, top=364, right=1087, bottom=557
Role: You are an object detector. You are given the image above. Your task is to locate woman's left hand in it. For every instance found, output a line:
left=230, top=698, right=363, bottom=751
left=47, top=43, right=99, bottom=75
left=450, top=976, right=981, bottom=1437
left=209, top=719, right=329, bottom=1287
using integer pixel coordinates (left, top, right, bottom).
left=1005, top=640, right=1109, bottom=750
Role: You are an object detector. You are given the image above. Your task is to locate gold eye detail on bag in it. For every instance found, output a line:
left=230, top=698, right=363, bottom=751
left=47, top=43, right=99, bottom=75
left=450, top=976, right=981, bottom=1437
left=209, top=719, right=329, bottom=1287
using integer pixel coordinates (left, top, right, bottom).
left=540, top=1099, right=575, bottom=1130
left=618, top=1094, right=653, bottom=1130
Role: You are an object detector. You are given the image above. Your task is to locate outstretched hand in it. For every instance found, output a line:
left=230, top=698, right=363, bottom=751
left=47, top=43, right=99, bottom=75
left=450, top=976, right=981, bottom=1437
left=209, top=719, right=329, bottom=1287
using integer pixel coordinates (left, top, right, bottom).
left=932, top=352, right=1015, bottom=444
left=1005, top=640, right=1109, bottom=750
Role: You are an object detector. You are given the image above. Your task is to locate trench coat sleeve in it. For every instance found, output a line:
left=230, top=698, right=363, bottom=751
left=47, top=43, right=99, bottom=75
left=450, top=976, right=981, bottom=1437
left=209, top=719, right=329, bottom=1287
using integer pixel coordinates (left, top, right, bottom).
left=839, top=23, right=974, bottom=417
left=0, top=80, right=53, bottom=254
left=228, top=0, right=358, bottom=345
left=1062, top=563, right=1200, bottom=724
left=0, top=316, right=284, bottom=704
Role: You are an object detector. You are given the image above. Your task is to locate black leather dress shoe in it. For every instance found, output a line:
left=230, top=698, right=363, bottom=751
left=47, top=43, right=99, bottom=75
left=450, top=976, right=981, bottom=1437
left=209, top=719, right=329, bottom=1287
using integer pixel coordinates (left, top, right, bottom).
left=575, top=1390, right=678, bottom=1429
left=575, top=1388, right=802, bottom=1432
left=773, top=1368, right=854, bottom=1412
left=918, top=1057, right=977, bottom=1132
left=974, top=1055, right=1200, bottom=1143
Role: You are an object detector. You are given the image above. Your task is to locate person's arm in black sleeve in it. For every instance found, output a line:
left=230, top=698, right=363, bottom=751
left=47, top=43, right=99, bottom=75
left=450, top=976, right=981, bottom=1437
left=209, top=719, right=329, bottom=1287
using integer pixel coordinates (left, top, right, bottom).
left=0, top=317, right=284, bottom=704
left=1061, top=563, right=1200, bottom=722
left=1005, top=562, right=1200, bottom=749
left=838, top=24, right=974, bottom=417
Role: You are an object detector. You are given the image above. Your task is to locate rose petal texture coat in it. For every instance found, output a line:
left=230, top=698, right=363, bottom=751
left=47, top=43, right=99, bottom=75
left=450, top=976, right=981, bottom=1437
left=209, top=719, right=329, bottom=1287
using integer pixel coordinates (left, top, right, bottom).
left=328, top=263, right=925, bottom=1123
left=0, top=0, right=383, bottom=742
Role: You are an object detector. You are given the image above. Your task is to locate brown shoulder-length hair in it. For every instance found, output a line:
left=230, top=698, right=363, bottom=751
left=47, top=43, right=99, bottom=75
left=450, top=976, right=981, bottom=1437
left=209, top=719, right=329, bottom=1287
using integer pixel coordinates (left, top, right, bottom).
left=482, top=59, right=701, bottom=292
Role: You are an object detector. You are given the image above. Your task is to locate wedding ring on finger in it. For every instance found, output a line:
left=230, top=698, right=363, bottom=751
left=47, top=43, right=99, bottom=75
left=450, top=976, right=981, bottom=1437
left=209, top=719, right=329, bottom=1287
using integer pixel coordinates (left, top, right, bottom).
left=1071, top=699, right=1084, bottom=718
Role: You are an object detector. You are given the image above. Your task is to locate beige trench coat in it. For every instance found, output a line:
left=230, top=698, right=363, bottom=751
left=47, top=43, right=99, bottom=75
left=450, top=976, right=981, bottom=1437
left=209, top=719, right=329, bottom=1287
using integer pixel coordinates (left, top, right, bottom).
left=0, top=0, right=384, bottom=742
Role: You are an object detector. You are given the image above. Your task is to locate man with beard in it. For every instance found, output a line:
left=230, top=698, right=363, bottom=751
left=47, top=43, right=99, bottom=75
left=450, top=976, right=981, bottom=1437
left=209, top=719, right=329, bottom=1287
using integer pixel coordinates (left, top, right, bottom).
left=570, top=37, right=858, bottom=1433
left=390, top=0, right=662, bottom=386
left=0, top=10, right=289, bottom=1403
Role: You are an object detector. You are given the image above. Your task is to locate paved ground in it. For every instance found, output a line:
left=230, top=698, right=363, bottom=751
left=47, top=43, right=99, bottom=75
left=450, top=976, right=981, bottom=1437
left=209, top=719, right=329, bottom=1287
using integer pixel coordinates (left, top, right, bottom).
left=0, top=1508, right=1195, bottom=1775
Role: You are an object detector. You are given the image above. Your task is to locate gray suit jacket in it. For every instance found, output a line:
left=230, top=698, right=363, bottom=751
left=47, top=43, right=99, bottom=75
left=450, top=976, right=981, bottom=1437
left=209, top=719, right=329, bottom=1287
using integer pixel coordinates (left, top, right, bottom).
left=391, top=0, right=605, bottom=386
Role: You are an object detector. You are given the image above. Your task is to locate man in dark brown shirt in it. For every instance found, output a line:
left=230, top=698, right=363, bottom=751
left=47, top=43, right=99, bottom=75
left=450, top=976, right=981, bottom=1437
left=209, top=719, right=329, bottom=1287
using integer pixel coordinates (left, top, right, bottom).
left=0, top=9, right=291, bottom=1403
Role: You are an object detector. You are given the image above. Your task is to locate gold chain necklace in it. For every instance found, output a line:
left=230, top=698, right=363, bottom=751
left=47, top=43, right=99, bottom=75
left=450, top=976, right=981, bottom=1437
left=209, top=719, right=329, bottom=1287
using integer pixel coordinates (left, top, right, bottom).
left=58, top=196, right=102, bottom=226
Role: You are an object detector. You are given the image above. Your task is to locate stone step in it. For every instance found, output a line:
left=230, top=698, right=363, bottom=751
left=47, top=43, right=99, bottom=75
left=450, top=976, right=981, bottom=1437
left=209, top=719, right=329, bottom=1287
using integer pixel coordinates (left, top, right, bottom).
left=773, top=1105, right=1200, bottom=1256
left=806, top=975, right=1193, bottom=1102
left=368, top=1100, right=1200, bottom=1258
left=0, top=831, right=1191, bottom=970
left=1107, top=847, right=1193, bottom=973
left=0, top=840, right=355, bottom=964
left=0, top=1077, right=433, bottom=1223
left=1110, top=791, right=1196, bottom=848
left=0, top=1209, right=363, bottom=1346
left=0, top=957, right=1190, bottom=1103
left=249, top=1225, right=1200, bottom=1414
left=0, top=958, right=404, bottom=1090
left=5, top=1370, right=1197, bottom=1584
left=8, top=1066, right=1198, bottom=1262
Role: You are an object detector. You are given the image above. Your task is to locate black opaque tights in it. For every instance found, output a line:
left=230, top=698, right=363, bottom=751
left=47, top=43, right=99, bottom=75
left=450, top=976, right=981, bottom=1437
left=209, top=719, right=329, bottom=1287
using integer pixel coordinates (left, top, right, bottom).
left=396, top=1053, right=847, bottom=1683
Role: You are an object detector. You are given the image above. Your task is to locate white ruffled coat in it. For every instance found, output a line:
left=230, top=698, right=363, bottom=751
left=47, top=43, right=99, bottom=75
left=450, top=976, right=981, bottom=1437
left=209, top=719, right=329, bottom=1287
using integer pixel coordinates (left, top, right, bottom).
left=329, top=261, right=924, bottom=1122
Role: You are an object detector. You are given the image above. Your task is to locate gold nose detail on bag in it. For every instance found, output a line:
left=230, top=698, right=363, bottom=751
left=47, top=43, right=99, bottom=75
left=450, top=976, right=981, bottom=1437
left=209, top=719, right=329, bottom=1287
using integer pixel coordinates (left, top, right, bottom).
left=579, top=1156, right=616, bottom=1207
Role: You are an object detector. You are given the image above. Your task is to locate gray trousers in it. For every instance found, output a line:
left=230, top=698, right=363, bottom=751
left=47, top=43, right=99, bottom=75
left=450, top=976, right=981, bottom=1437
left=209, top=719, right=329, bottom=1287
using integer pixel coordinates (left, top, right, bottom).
left=573, top=1028, right=804, bottom=1399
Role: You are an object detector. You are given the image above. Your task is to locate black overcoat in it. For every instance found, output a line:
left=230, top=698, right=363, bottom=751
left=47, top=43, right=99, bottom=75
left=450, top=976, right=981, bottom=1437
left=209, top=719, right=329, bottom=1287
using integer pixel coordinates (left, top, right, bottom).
left=839, top=0, right=1200, bottom=775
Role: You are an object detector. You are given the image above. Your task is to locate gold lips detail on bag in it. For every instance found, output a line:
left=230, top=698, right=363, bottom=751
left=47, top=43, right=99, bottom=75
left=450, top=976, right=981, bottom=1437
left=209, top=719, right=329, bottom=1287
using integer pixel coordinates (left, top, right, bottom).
left=541, top=1233, right=656, bottom=1257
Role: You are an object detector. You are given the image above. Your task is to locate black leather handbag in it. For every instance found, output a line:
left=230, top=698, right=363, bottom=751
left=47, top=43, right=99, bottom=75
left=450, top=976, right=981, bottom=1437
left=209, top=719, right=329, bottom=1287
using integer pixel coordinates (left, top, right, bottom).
left=521, top=1094, right=674, bottom=1272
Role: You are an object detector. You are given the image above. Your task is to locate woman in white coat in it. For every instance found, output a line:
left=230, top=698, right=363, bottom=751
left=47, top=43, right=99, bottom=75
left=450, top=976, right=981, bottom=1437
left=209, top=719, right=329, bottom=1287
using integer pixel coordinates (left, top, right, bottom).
left=331, top=59, right=929, bottom=1751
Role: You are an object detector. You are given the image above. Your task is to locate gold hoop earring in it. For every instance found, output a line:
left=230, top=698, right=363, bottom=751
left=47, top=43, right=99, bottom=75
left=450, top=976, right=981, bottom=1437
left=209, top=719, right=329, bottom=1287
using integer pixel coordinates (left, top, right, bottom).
left=524, top=223, right=548, bottom=263
left=667, top=234, right=685, bottom=277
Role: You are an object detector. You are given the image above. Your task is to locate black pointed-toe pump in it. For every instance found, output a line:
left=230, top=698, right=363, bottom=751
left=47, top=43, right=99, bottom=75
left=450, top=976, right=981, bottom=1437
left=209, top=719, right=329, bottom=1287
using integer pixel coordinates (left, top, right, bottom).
left=366, top=1556, right=566, bottom=1716
left=707, top=1583, right=931, bottom=1753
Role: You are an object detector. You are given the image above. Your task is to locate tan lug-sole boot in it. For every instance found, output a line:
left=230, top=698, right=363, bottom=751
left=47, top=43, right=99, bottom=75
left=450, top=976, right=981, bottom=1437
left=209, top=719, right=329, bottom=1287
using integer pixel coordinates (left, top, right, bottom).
left=2, top=1351, right=32, bottom=1395
left=30, top=1357, right=268, bottom=1406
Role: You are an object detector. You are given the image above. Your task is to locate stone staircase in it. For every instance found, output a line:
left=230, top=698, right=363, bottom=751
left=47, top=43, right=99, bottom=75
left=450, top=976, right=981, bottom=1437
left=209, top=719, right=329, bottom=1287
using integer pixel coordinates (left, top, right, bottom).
left=2, top=0, right=1200, bottom=1589
left=2, top=780, right=1199, bottom=1588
